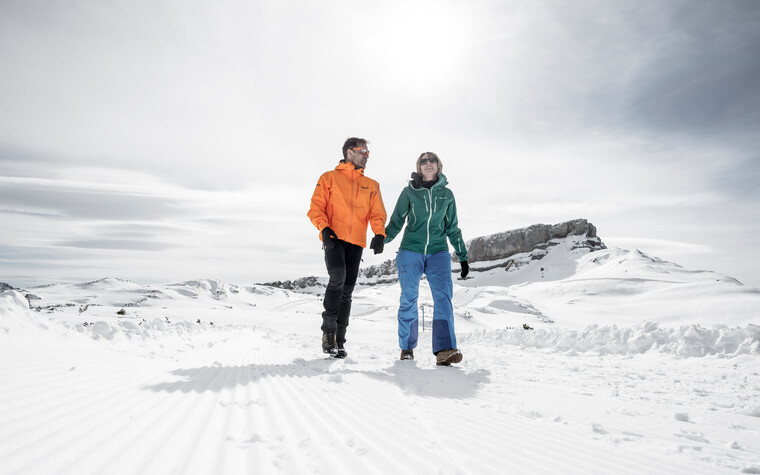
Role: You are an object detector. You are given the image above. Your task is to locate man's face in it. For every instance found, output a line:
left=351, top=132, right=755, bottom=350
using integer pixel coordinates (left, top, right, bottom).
left=346, top=145, right=370, bottom=169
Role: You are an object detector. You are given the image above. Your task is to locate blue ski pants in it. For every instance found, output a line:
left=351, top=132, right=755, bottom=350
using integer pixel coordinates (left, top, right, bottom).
left=396, top=249, right=457, bottom=354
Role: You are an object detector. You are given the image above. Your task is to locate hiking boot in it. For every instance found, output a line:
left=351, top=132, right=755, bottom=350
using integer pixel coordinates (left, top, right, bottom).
left=400, top=349, right=414, bottom=360
left=435, top=349, right=462, bottom=366
left=322, top=332, right=337, bottom=355
left=334, top=342, right=347, bottom=359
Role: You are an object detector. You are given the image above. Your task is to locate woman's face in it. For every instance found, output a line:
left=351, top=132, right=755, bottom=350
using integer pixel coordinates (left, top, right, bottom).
left=420, top=154, right=439, bottom=181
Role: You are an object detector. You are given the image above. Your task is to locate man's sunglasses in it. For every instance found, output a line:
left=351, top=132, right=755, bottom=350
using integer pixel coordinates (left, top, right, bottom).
left=420, top=157, right=438, bottom=165
left=351, top=147, right=370, bottom=155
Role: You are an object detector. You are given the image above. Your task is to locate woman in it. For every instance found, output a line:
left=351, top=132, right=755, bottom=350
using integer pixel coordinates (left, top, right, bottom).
left=384, top=152, right=469, bottom=366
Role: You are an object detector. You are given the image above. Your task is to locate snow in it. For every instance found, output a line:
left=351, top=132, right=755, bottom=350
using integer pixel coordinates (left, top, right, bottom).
left=1, top=245, right=760, bottom=474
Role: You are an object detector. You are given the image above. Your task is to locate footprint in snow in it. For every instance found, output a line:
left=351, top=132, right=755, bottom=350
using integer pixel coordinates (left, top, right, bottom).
left=591, top=423, right=608, bottom=435
left=226, top=434, right=264, bottom=448
left=519, top=410, right=543, bottom=419
left=676, top=445, right=702, bottom=453
left=674, top=430, right=709, bottom=444
left=219, top=399, right=262, bottom=408
left=345, top=438, right=368, bottom=455
left=674, top=412, right=690, bottom=422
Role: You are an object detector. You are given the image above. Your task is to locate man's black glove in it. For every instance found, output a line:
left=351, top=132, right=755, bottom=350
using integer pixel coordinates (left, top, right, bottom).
left=321, top=227, right=336, bottom=250
left=370, top=234, right=385, bottom=254
left=460, top=261, right=469, bottom=279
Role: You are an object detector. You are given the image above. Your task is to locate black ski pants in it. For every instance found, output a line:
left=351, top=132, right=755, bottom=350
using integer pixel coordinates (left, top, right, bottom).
left=322, top=239, right=363, bottom=345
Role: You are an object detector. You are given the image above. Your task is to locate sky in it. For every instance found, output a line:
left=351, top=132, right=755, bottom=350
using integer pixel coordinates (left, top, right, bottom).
left=1, top=0, right=759, bottom=288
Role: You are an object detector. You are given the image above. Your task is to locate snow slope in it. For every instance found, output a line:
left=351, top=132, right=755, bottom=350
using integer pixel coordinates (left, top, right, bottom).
left=459, top=240, right=759, bottom=330
left=1, top=247, right=760, bottom=474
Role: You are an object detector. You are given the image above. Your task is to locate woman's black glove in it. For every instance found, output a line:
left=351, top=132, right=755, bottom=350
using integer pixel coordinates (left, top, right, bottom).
left=460, top=261, right=469, bottom=279
left=370, top=234, right=385, bottom=254
left=321, top=227, right=336, bottom=250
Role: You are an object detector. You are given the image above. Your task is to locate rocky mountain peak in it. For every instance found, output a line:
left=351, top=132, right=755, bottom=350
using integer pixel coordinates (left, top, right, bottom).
left=263, top=219, right=605, bottom=292
left=467, top=218, right=605, bottom=263
left=0, top=282, right=16, bottom=292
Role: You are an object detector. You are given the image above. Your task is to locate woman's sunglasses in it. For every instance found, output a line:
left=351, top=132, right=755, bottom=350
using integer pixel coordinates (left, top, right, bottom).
left=420, top=157, right=438, bottom=165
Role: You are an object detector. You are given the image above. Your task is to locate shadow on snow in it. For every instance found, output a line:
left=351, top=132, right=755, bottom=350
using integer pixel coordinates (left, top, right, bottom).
left=144, top=358, right=491, bottom=399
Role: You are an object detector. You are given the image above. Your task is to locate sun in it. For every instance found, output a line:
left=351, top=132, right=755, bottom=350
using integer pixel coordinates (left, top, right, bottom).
left=362, top=3, right=472, bottom=93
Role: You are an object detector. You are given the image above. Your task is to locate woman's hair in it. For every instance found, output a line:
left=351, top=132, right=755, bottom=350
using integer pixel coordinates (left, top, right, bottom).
left=416, top=152, right=443, bottom=177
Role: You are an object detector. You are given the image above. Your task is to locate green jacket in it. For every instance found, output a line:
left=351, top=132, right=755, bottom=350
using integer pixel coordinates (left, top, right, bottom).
left=384, top=173, right=468, bottom=261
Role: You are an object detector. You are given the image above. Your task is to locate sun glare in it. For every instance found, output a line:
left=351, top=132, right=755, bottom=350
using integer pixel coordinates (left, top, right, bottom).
left=364, top=4, right=471, bottom=93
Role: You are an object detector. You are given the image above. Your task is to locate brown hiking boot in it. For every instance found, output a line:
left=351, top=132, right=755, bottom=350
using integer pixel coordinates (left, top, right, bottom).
left=322, top=332, right=337, bottom=355
left=435, top=349, right=462, bottom=366
left=400, top=349, right=414, bottom=360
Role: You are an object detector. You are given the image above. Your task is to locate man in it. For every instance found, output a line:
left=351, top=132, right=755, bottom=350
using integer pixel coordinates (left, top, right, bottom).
left=308, top=137, right=387, bottom=358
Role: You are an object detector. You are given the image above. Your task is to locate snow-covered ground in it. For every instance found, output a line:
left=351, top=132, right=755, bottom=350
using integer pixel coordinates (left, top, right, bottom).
left=1, top=243, right=759, bottom=474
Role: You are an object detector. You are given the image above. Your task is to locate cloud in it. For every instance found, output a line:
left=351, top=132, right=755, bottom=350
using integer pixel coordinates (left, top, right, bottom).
left=604, top=237, right=718, bottom=256
left=1, top=1, right=759, bottom=288
left=619, top=3, right=760, bottom=136
left=57, top=239, right=173, bottom=251
left=0, top=158, right=322, bottom=285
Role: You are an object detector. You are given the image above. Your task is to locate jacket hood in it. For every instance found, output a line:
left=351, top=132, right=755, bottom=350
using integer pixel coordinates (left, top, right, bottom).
left=336, top=161, right=365, bottom=175
left=409, top=172, right=447, bottom=189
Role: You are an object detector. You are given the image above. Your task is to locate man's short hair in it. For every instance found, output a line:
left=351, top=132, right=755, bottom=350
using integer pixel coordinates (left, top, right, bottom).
left=342, top=137, right=368, bottom=160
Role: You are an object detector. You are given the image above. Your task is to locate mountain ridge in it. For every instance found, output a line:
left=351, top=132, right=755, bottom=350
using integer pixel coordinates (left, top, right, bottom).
left=263, top=218, right=606, bottom=292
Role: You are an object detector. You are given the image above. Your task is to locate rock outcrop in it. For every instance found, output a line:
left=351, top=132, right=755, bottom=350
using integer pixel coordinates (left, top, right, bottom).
left=259, top=275, right=322, bottom=292
left=261, top=219, right=605, bottom=291
left=466, top=219, right=605, bottom=263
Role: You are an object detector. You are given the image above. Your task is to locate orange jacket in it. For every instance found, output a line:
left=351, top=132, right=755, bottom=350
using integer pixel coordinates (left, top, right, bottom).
left=308, top=162, right=387, bottom=248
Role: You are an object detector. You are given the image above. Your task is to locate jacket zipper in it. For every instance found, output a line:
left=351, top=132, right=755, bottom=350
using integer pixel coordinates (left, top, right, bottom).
left=349, top=175, right=356, bottom=239
left=424, top=188, right=432, bottom=254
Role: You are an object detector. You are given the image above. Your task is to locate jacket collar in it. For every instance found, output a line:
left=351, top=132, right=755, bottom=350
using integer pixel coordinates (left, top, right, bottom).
left=336, top=161, right=365, bottom=176
left=409, top=172, right=447, bottom=190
